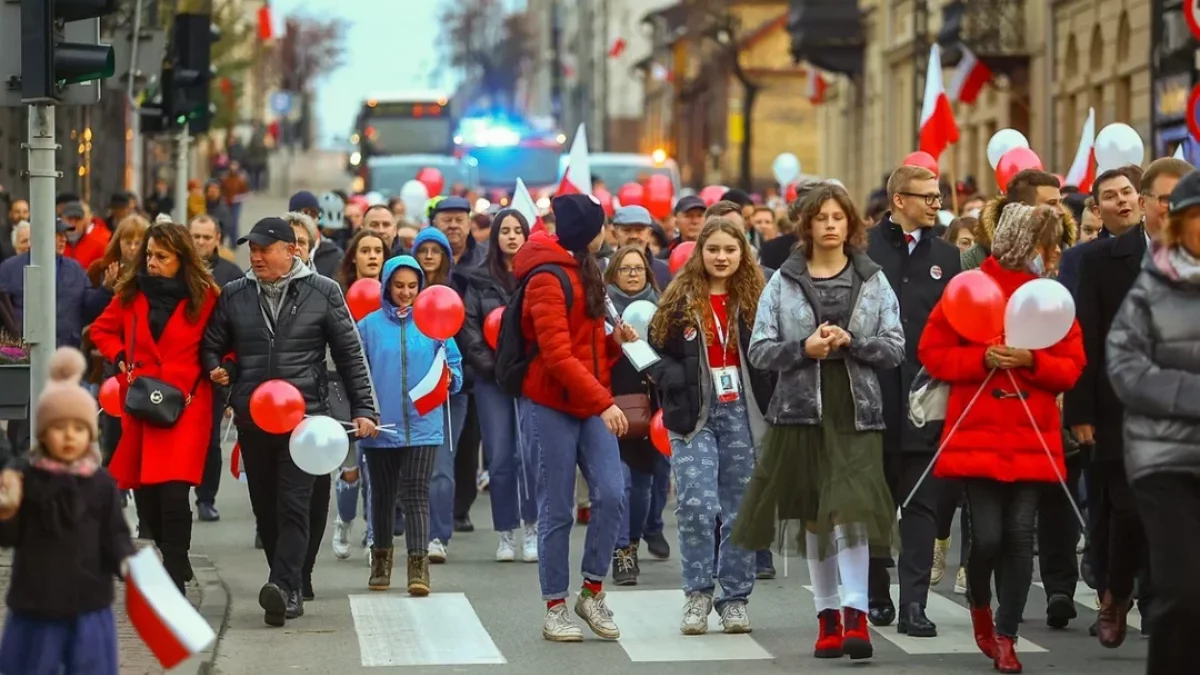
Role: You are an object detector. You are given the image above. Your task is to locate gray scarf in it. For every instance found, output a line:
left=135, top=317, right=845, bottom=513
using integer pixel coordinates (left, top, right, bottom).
left=606, top=283, right=659, bottom=317
left=250, top=257, right=309, bottom=322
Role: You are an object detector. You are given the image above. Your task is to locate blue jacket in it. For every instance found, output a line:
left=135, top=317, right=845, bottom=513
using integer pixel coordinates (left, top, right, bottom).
left=0, top=253, right=93, bottom=348
left=357, top=256, right=463, bottom=448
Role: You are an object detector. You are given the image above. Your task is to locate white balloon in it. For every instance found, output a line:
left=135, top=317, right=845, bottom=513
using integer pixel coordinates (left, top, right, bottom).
left=400, top=180, right=430, bottom=223
left=1094, top=123, right=1145, bottom=172
left=772, top=153, right=802, bottom=186
left=364, top=191, right=384, bottom=206
left=987, top=129, right=1031, bottom=170
left=621, top=300, right=658, bottom=341
left=289, top=415, right=350, bottom=476
left=1004, top=279, right=1076, bottom=350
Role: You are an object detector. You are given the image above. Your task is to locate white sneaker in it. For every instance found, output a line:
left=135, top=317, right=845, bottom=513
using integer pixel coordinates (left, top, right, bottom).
left=332, top=520, right=353, bottom=560
left=680, top=593, right=713, bottom=635
left=574, top=591, right=620, bottom=639
left=521, top=523, right=539, bottom=562
left=477, top=471, right=490, bottom=491
left=428, top=539, right=447, bottom=564
left=720, top=602, right=751, bottom=633
left=931, top=537, right=949, bottom=585
left=496, top=531, right=516, bottom=562
left=954, top=566, right=967, bottom=595
left=542, top=603, right=583, bottom=642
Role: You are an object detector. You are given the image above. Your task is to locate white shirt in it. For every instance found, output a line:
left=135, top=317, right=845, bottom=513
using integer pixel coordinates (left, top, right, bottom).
left=905, top=227, right=923, bottom=254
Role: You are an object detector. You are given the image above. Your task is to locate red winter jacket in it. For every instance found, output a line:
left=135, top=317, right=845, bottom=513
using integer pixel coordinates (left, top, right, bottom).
left=918, top=257, right=1086, bottom=483
left=515, top=233, right=616, bottom=419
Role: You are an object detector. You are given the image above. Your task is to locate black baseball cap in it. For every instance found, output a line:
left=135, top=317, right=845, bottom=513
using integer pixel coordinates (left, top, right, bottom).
left=674, top=195, right=706, bottom=214
left=238, top=217, right=297, bottom=247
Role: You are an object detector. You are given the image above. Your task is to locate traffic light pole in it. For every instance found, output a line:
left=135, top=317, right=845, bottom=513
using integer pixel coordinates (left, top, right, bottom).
left=172, top=126, right=189, bottom=223
left=25, top=105, right=59, bottom=433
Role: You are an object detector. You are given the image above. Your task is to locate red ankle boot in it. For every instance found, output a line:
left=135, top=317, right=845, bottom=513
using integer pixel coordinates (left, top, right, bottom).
left=993, top=635, right=1023, bottom=673
left=841, top=607, right=873, bottom=660
left=814, top=609, right=843, bottom=658
left=969, top=605, right=997, bottom=658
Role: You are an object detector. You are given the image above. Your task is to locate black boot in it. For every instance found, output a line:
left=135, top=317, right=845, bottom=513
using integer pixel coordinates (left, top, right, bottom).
left=259, top=583, right=288, bottom=627
left=285, top=589, right=304, bottom=619
left=897, top=602, right=937, bottom=637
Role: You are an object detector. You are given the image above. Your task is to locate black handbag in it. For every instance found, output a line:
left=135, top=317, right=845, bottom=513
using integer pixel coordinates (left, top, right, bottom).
left=124, top=315, right=199, bottom=428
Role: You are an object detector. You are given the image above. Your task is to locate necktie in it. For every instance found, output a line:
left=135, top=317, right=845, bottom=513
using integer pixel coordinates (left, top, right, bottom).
left=905, top=234, right=915, bottom=246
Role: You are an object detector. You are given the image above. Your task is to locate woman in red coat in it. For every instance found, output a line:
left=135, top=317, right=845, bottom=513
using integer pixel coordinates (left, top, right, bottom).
left=918, top=203, right=1085, bottom=674
left=89, top=221, right=220, bottom=592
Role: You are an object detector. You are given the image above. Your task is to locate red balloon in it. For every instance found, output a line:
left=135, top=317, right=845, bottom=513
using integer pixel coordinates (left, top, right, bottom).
left=249, top=379, right=306, bottom=434
left=995, top=147, right=1044, bottom=191
left=413, top=286, right=465, bottom=340
left=346, top=278, right=382, bottom=322
left=617, top=182, right=644, bottom=207
left=785, top=182, right=799, bottom=203
left=902, top=151, right=940, bottom=176
left=942, top=270, right=1006, bottom=344
left=668, top=241, right=696, bottom=275
left=484, top=306, right=504, bottom=350
left=594, top=187, right=615, bottom=217
left=99, top=376, right=122, bottom=417
left=416, top=167, right=445, bottom=197
left=650, top=410, right=671, bottom=457
left=645, top=174, right=674, bottom=220
left=699, top=185, right=726, bottom=207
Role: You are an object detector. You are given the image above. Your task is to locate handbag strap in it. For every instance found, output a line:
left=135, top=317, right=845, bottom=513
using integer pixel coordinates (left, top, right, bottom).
left=126, top=312, right=203, bottom=405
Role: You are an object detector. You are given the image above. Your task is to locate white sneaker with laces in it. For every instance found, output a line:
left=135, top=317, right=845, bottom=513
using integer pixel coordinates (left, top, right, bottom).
left=428, top=539, right=448, bottom=563
left=521, top=523, right=539, bottom=562
left=681, top=593, right=713, bottom=635
left=575, top=591, right=620, bottom=639
left=496, top=531, right=516, bottom=562
left=720, top=602, right=751, bottom=633
left=542, top=603, right=584, bottom=642
left=954, top=566, right=967, bottom=595
left=332, top=520, right=352, bottom=560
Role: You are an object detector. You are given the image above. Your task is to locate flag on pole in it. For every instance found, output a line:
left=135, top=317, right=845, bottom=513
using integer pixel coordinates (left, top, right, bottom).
left=1064, top=107, right=1096, bottom=193
left=257, top=3, right=274, bottom=41
left=512, top=178, right=543, bottom=234
left=125, top=547, right=216, bottom=669
left=947, top=45, right=992, bottom=105
left=805, top=67, right=829, bottom=105
left=556, top=124, right=592, bottom=197
left=409, top=346, right=451, bottom=416
left=918, top=44, right=959, bottom=161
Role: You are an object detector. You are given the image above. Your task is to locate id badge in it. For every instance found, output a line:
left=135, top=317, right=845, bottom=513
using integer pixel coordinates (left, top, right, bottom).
left=711, top=366, right=740, bottom=403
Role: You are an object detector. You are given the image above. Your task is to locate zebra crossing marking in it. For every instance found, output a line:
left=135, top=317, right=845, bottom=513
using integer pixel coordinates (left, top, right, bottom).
left=603, top=590, right=774, bottom=662
left=349, top=593, right=506, bottom=667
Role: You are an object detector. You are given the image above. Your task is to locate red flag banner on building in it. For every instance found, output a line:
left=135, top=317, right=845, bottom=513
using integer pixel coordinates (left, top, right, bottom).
left=125, top=548, right=216, bottom=669
left=918, top=44, right=959, bottom=161
left=805, top=67, right=829, bottom=105
left=1064, top=107, right=1096, bottom=192
left=409, top=345, right=451, bottom=416
left=947, top=44, right=992, bottom=105
left=257, top=3, right=274, bottom=41
left=556, top=124, right=592, bottom=197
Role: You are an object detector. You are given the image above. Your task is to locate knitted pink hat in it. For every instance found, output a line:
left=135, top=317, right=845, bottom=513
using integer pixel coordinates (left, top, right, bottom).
left=35, top=347, right=99, bottom=442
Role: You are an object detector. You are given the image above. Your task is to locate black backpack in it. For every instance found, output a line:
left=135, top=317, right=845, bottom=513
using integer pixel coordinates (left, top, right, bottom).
left=493, top=264, right=574, bottom=398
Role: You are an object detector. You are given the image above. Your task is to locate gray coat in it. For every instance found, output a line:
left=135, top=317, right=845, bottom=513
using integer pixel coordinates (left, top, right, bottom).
left=748, top=251, right=905, bottom=430
left=1107, top=246, right=1200, bottom=482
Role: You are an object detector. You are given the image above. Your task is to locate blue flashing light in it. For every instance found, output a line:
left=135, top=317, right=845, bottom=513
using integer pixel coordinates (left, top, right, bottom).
left=457, top=116, right=523, bottom=148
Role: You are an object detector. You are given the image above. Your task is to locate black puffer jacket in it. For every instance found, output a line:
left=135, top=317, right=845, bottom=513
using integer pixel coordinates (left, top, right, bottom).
left=201, top=262, right=376, bottom=428
left=457, top=266, right=512, bottom=381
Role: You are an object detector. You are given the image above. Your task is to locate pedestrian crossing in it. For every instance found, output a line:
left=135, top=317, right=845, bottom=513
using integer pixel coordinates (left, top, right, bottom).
left=1032, top=581, right=1142, bottom=630
left=349, top=593, right=506, bottom=667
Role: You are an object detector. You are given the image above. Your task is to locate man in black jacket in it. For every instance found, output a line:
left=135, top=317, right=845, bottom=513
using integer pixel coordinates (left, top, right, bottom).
left=865, top=165, right=962, bottom=637
left=202, top=217, right=377, bottom=627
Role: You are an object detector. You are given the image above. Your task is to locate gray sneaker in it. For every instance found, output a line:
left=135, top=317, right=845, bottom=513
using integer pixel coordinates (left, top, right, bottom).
left=574, top=591, right=620, bottom=640
left=542, top=603, right=584, bottom=642
left=720, top=602, right=752, bottom=633
left=681, top=593, right=713, bottom=635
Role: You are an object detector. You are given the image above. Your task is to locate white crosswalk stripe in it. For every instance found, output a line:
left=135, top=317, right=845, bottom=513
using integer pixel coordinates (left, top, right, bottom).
left=350, top=593, right=506, bottom=667
left=1033, top=582, right=1141, bottom=630
left=603, top=590, right=774, bottom=662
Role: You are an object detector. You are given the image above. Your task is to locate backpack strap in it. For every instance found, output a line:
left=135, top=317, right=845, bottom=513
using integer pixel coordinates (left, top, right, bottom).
left=523, top=264, right=574, bottom=309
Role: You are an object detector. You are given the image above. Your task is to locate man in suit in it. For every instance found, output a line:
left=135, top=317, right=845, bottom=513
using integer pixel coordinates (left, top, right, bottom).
left=865, top=165, right=962, bottom=637
left=1064, top=158, right=1192, bottom=647
left=1058, top=165, right=1144, bottom=294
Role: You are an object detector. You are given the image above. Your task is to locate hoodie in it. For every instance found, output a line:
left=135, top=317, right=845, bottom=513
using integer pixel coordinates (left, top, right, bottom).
left=356, top=256, right=463, bottom=448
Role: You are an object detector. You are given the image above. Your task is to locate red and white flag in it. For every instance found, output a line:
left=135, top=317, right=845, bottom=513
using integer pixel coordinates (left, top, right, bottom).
left=556, top=124, right=592, bottom=197
left=409, top=345, right=451, bottom=417
left=805, top=67, right=829, bottom=105
left=918, top=44, right=959, bottom=162
left=947, top=44, right=992, bottom=105
left=125, top=547, right=216, bottom=669
left=512, top=178, right=544, bottom=234
left=1064, top=107, right=1096, bottom=192
left=229, top=443, right=247, bottom=483
left=256, top=3, right=274, bottom=41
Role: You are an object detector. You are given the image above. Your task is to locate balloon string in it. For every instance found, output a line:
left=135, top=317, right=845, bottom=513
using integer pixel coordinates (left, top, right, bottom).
left=514, top=398, right=530, bottom=506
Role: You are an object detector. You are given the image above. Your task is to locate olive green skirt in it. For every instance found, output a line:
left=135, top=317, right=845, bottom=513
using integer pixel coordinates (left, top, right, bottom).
left=732, top=359, right=897, bottom=561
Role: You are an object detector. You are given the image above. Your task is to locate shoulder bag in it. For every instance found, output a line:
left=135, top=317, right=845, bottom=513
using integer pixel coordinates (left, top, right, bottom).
left=613, top=392, right=652, bottom=440
left=124, top=314, right=199, bottom=428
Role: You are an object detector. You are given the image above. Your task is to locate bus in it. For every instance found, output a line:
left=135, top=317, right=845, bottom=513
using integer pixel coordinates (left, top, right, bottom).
left=454, top=115, right=565, bottom=193
left=349, top=90, right=458, bottom=171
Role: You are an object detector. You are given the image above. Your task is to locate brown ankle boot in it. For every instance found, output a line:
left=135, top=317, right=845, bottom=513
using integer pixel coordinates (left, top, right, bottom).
left=407, top=554, right=430, bottom=597
left=1097, top=591, right=1130, bottom=648
left=368, top=548, right=393, bottom=590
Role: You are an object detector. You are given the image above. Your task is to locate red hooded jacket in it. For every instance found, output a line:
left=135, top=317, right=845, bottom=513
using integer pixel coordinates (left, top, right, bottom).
left=919, top=257, right=1086, bottom=483
left=515, top=232, right=617, bottom=419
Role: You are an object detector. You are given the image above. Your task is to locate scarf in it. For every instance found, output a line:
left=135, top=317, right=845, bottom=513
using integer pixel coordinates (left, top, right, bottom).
left=30, top=445, right=100, bottom=477
left=606, top=283, right=659, bottom=317
left=256, top=258, right=304, bottom=321
left=1168, top=245, right=1200, bottom=285
left=139, top=272, right=190, bottom=341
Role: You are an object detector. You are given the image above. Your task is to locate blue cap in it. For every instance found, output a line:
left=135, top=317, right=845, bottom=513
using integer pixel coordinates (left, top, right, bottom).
left=288, top=190, right=320, bottom=212
left=612, top=205, right=653, bottom=226
left=430, top=195, right=471, bottom=217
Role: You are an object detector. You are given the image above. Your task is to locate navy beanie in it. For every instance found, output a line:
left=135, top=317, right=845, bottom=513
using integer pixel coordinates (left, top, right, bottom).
left=551, top=194, right=605, bottom=252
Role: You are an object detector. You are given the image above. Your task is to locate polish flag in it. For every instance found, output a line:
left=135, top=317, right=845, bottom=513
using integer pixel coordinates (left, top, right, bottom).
left=257, top=3, right=274, bottom=41
left=409, top=346, right=451, bottom=417
left=556, top=124, right=592, bottom=197
left=1064, top=107, right=1096, bottom=193
left=918, top=44, right=959, bottom=162
left=229, top=443, right=247, bottom=483
left=947, top=44, right=992, bottom=105
left=125, top=548, right=216, bottom=669
left=608, top=37, right=627, bottom=58
left=512, top=178, right=545, bottom=234
left=805, top=67, right=829, bottom=104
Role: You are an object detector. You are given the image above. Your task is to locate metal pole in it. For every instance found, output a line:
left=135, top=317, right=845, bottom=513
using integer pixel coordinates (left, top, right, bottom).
left=127, top=0, right=145, bottom=197
left=25, top=105, right=58, bottom=433
left=173, top=126, right=189, bottom=223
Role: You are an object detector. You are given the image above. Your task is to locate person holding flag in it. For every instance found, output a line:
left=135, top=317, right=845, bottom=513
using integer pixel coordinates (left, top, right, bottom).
left=356, top=255, right=463, bottom=596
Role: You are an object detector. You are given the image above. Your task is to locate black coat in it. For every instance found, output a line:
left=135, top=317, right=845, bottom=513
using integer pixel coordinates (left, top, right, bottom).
left=208, top=255, right=243, bottom=288
left=1063, top=225, right=1147, bottom=462
left=458, top=266, right=512, bottom=382
left=312, top=238, right=343, bottom=279
left=200, top=268, right=376, bottom=429
left=866, top=214, right=962, bottom=454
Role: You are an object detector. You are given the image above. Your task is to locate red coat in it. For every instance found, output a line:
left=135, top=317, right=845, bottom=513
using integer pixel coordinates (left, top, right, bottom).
left=918, top=257, right=1086, bottom=483
left=64, top=222, right=111, bottom=271
left=514, top=233, right=618, bottom=419
left=89, top=290, right=218, bottom=489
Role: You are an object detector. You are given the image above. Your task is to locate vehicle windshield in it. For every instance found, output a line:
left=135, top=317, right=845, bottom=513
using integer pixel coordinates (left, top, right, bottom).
left=364, top=117, right=453, bottom=156
left=369, top=160, right=470, bottom=196
left=470, top=146, right=562, bottom=188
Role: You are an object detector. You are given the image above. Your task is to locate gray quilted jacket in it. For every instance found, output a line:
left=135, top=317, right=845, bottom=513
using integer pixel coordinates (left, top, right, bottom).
left=748, top=250, right=905, bottom=429
left=1107, top=245, right=1200, bottom=482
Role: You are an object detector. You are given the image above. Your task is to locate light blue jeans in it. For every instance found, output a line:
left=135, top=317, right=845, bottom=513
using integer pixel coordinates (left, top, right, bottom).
left=429, top=393, right=469, bottom=543
left=477, top=380, right=537, bottom=532
left=334, top=444, right=374, bottom=543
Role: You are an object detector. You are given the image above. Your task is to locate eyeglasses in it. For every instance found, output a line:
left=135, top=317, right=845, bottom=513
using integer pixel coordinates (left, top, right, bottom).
left=899, top=192, right=944, bottom=207
left=1143, top=193, right=1171, bottom=209
left=617, top=266, right=646, bottom=276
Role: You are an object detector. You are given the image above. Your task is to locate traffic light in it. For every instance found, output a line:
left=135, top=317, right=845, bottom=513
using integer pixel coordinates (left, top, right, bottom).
left=20, top=0, right=118, bottom=101
left=165, top=14, right=218, bottom=127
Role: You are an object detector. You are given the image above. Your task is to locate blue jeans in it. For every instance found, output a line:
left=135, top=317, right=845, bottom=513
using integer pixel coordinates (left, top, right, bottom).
left=335, top=444, right=374, bottom=543
left=521, top=399, right=625, bottom=601
left=478, top=380, right=536, bottom=532
left=618, top=461, right=654, bottom=549
left=645, top=453, right=671, bottom=536
left=670, top=397, right=756, bottom=610
left=429, top=393, right=469, bottom=543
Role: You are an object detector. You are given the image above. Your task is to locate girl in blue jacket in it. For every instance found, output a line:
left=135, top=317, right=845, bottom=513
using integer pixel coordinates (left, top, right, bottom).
left=357, top=255, right=463, bottom=596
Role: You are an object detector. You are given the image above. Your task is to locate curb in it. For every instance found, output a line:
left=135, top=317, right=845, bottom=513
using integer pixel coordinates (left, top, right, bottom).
left=191, top=553, right=232, bottom=675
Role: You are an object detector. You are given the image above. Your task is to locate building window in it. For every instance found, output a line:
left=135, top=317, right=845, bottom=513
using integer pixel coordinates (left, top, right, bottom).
left=1116, top=75, right=1131, bottom=123
left=1089, top=24, right=1105, bottom=73
left=1064, top=34, right=1078, bottom=80
left=1092, top=85, right=1105, bottom=126
left=1116, top=12, right=1131, bottom=64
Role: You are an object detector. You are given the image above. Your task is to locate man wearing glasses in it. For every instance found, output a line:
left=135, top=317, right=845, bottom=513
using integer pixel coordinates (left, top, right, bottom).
left=609, top=205, right=673, bottom=288
left=864, top=165, right=962, bottom=638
